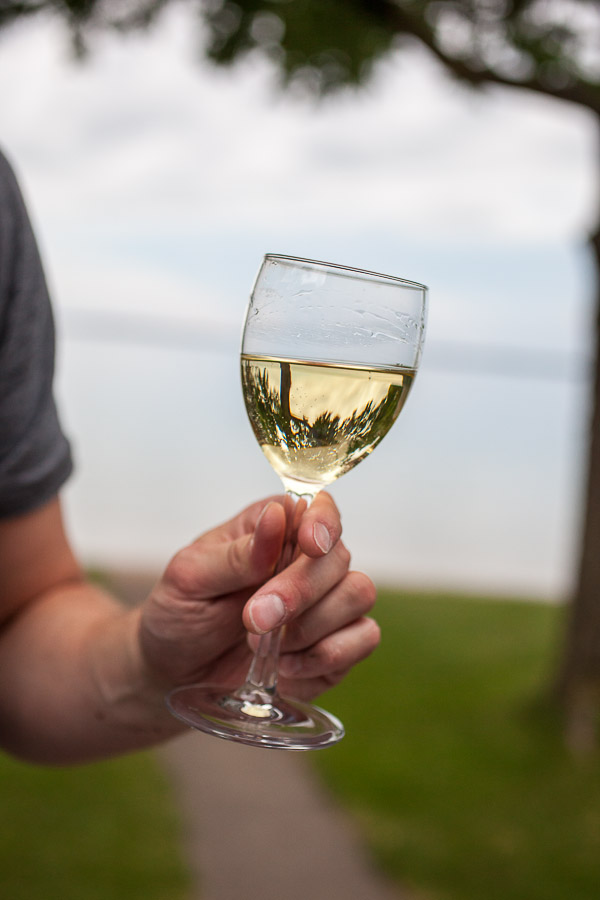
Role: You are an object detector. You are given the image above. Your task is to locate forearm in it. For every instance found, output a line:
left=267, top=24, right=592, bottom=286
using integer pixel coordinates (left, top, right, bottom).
left=0, top=492, right=375, bottom=763
left=0, top=580, right=184, bottom=764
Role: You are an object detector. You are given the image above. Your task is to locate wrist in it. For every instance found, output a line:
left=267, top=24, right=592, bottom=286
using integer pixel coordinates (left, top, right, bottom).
left=86, top=599, right=185, bottom=746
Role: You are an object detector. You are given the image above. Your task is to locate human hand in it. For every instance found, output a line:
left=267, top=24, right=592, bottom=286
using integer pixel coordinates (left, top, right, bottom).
left=139, top=493, right=380, bottom=702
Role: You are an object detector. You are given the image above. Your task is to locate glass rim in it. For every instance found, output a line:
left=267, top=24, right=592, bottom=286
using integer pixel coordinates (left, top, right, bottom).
left=263, top=253, right=428, bottom=292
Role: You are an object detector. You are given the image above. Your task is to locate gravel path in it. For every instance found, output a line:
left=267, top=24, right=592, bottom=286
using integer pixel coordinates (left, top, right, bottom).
left=158, top=731, right=407, bottom=900
left=106, top=569, right=408, bottom=900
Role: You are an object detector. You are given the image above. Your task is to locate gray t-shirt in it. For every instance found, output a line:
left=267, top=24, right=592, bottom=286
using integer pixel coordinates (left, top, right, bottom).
left=0, top=150, right=72, bottom=517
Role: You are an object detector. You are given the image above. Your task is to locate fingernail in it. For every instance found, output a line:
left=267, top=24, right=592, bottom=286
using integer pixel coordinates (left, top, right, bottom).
left=250, top=503, right=271, bottom=549
left=248, top=593, right=286, bottom=633
left=255, top=502, right=272, bottom=528
left=313, top=522, right=332, bottom=553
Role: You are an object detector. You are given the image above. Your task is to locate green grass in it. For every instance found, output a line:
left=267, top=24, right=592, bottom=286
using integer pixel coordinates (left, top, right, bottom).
left=0, top=749, right=190, bottom=900
left=313, top=591, right=600, bottom=900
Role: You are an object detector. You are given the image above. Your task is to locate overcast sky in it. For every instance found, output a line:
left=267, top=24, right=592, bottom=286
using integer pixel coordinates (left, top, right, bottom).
left=0, top=6, right=597, bottom=597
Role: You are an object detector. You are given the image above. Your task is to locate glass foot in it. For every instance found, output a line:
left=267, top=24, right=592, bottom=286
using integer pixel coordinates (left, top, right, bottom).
left=166, top=683, right=344, bottom=750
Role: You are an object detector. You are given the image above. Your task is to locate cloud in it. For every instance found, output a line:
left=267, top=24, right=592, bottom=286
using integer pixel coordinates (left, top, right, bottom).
left=0, top=5, right=595, bottom=247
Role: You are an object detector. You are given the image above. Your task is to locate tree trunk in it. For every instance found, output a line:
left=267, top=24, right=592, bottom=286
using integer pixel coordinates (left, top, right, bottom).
left=554, top=210, right=600, bottom=754
left=280, top=362, right=292, bottom=424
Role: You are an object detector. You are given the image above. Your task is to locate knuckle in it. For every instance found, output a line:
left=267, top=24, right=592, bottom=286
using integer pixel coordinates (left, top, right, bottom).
left=348, top=571, right=377, bottom=612
left=334, top=541, right=351, bottom=569
left=363, top=617, right=382, bottom=651
left=284, top=570, right=313, bottom=617
left=164, top=547, right=198, bottom=595
left=319, top=637, right=345, bottom=672
left=285, top=615, right=310, bottom=650
left=226, top=536, right=249, bottom=578
left=323, top=669, right=348, bottom=689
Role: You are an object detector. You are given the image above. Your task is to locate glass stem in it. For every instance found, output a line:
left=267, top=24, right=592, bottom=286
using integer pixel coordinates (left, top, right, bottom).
left=243, top=628, right=283, bottom=699
left=236, top=490, right=313, bottom=707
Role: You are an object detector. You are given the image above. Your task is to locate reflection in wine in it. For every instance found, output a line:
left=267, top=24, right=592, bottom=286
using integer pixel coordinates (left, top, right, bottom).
left=241, top=354, right=414, bottom=496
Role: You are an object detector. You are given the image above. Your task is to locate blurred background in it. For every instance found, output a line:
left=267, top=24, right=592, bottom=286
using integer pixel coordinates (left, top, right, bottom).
left=3, top=5, right=600, bottom=900
left=1, top=3, right=596, bottom=599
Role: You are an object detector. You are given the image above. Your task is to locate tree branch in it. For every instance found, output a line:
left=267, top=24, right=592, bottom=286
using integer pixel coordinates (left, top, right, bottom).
left=371, top=0, right=600, bottom=114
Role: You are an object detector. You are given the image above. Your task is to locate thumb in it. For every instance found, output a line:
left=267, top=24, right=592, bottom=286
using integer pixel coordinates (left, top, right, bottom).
left=160, top=501, right=287, bottom=601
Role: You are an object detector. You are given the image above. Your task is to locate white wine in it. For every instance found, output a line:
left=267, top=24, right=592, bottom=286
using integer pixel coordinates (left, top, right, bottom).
left=241, top=354, right=414, bottom=496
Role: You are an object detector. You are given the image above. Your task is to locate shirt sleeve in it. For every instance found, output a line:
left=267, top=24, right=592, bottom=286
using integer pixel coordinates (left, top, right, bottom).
left=0, top=150, right=73, bottom=518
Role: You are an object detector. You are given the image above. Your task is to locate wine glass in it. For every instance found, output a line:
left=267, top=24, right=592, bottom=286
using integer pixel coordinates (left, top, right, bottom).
left=167, top=255, right=427, bottom=749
